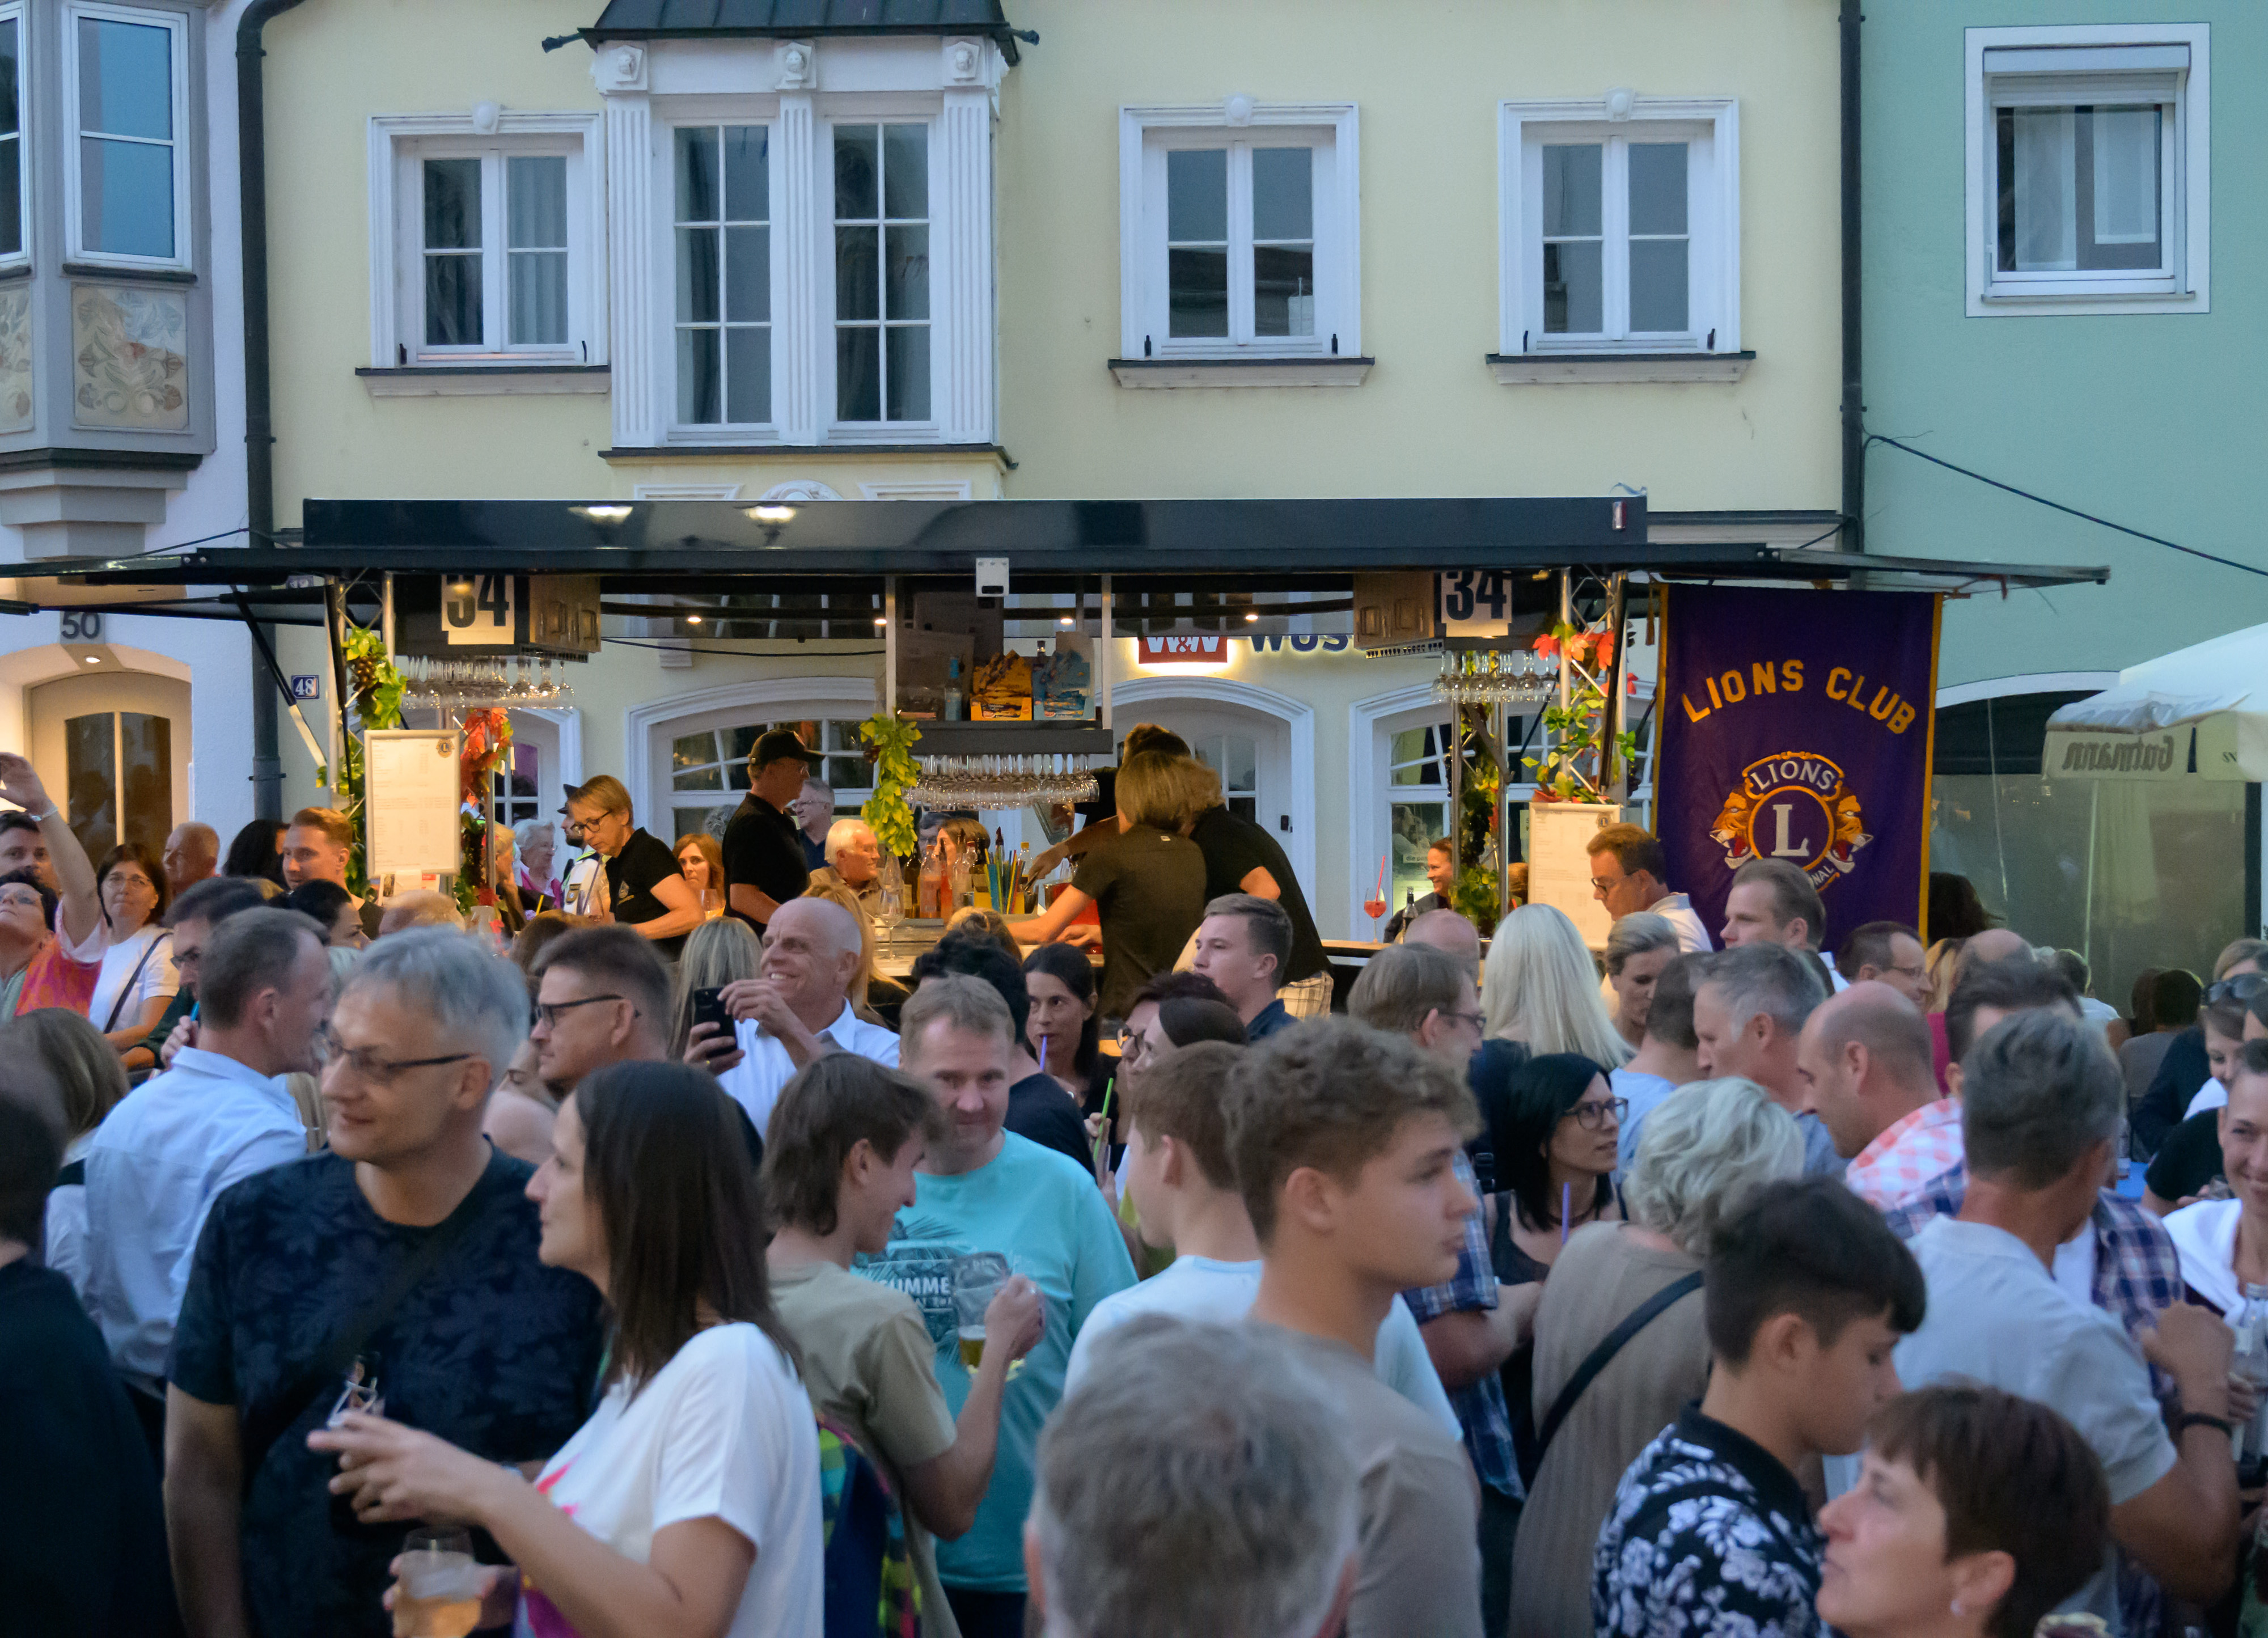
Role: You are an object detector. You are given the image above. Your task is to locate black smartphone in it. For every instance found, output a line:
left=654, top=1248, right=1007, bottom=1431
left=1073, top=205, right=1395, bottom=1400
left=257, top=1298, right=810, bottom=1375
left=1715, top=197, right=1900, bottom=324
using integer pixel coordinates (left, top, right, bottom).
left=692, top=986, right=731, bottom=1036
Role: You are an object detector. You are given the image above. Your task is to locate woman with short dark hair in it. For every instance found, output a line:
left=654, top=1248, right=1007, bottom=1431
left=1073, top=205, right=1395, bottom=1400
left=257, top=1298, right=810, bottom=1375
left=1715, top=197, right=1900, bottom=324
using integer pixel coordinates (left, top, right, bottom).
left=1817, top=1383, right=2109, bottom=1638
left=1480, top=1051, right=1622, bottom=1479
left=88, top=843, right=176, bottom=1051
left=311, top=1060, right=823, bottom=1637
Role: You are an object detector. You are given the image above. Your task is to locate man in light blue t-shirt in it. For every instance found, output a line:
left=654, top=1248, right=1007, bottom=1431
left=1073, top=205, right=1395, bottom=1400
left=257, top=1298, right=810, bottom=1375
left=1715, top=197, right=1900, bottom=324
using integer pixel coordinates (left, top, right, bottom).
left=857, top=975, right=1136, bottom=1638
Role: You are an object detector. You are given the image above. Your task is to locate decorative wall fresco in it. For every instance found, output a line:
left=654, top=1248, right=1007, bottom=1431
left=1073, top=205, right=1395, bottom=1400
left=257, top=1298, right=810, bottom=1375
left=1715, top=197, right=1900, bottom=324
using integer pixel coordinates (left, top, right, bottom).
left=0, top=283, right=33, bottom=433
left=73, top=283, right=188, bottom=430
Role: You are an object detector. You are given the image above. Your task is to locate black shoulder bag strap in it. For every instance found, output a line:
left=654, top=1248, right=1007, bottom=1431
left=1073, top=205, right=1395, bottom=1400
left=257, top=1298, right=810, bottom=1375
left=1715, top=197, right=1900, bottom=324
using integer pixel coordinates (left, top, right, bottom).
left=236, top=1165, right=507, bottom=1494
left=1533, top=1269, right=1705, bottom=1464
left=100, top=933, right=167, bottom=1033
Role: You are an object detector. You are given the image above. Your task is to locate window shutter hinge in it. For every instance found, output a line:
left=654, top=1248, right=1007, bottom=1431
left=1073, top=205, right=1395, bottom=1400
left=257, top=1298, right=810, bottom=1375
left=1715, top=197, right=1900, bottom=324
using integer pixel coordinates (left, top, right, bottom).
left=1144, top=335, right=1153, bottom=358
left=1331, top=333, right=1339, bottom=355
left=1707, top=328, right=1716, bottom=351
left=397, top=342, right=406, bottom=366
left=582, top=340, right=588, bottom=362
left=1522, top=329, right=1530, bottom=353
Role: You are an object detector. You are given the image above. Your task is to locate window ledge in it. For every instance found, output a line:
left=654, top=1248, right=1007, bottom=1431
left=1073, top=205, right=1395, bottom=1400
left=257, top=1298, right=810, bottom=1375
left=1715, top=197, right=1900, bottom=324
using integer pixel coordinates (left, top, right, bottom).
left=357, top=365, right=611, bottom=397
left=598, top=442, right=1008, bottom=462
left=1108, top=357, right=1374, bottom=389
left=1486, top=352, right=1754, bottom=384
left=63, top=262, right=196, bottom=286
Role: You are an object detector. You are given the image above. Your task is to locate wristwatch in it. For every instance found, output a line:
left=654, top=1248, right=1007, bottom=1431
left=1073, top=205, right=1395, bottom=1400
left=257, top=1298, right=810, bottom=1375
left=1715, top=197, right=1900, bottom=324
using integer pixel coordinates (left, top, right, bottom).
left=2174, top=1410, right=2236, bottom=1438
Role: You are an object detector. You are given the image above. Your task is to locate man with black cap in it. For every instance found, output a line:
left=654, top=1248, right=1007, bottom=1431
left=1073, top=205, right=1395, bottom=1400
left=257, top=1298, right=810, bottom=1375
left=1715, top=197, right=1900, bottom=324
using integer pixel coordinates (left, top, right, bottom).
left=723, top=727, right=821, bottom=938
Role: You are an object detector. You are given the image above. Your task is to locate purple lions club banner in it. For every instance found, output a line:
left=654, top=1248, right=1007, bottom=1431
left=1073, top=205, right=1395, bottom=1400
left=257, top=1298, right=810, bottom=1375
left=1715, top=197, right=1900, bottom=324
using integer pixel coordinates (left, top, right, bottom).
left=1656, top=586, right=1940, bottom=954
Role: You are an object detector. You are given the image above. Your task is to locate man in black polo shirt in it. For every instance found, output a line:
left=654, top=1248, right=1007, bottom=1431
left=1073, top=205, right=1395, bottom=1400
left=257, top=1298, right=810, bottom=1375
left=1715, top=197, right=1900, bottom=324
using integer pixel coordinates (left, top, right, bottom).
left=723, top=728, right=819, bottom=939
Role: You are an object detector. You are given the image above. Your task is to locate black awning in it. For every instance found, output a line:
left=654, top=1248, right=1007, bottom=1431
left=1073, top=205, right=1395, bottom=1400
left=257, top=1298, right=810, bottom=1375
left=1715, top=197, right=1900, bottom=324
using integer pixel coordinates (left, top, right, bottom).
left=0, top=494, right=2109, bottom=607
left=584, top=0, right=1023, bottom=60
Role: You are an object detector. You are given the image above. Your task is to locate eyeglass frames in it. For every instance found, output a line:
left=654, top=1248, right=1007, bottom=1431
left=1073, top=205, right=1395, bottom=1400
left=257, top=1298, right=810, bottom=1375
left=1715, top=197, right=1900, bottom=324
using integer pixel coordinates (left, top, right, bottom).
left=316, top=1025, right=472, bottom=1086
left=1563, top=1096, right=1630, bottom=1131
left=534, top=993, right=627, bottom=1028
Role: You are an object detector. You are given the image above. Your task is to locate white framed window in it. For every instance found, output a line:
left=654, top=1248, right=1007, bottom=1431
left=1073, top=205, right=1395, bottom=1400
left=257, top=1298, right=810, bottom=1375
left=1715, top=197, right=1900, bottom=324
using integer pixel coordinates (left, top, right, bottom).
left=1118, top=102, right=1360, bottom=362
left=369, top=113, right=604, bottom=371
left=1966, top=26, right=2208, bottom=315
left=832, top=121, right=930, bottom=426
left=64, top=3, right=188, bottom=269
left=0, top=7, right=26, bottom=265
left=673, top=122, right=772, bottom=427
left=1499, top=99, right=1737, bottom=356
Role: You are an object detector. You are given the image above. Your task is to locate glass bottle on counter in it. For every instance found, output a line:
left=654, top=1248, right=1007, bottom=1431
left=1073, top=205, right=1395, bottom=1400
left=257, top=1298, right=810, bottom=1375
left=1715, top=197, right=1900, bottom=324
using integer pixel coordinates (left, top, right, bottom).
left=917, top=835, right=946, bottom=920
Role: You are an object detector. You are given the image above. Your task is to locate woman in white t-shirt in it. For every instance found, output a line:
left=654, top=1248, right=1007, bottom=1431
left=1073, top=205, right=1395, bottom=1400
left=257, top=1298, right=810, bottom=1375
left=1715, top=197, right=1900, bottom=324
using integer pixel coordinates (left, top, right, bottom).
left=89, top=841, right=177, bottom=1049
left=312, top=1060, right=822, bottom=1638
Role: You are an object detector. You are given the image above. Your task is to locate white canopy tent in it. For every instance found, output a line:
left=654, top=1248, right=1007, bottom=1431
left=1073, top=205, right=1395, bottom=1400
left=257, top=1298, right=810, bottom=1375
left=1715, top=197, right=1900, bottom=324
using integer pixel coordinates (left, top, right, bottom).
left=2042, top=621, right=2268, bottom=782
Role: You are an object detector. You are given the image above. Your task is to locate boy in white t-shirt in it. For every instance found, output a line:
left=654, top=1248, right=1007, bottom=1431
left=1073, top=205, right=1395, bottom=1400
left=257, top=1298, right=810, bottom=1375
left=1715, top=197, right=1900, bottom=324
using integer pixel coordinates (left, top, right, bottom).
left=1062, top=1040, right=1459, bottom=1435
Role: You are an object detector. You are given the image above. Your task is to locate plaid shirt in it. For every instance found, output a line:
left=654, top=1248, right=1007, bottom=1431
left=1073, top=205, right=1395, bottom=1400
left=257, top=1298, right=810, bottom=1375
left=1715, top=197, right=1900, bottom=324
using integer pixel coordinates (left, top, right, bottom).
left=1843, top=1099, right=1966, bottom=1213
left=1402, top=1151, right=1520, bottom=1497
left=1882, top=1164, right=2182, bottom=1345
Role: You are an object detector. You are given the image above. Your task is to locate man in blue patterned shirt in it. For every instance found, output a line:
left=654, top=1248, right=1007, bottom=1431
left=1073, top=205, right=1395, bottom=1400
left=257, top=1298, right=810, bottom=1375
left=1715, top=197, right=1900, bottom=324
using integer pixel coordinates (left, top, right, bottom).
left=1596, top=1178, right=1924, bottom=1638
left=166, top=932, right=603, bottom=1638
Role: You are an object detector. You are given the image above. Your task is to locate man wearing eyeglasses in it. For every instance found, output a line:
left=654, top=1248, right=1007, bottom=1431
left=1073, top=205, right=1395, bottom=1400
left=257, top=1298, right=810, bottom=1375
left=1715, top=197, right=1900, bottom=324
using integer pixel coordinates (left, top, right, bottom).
left=80, top=907, right=331, bottom=1457
left=526, top=924, right=675, bottom=1091
left=1586, top=824, right=1712, bottom=955
left=166, top=929, right=601, bottom=1638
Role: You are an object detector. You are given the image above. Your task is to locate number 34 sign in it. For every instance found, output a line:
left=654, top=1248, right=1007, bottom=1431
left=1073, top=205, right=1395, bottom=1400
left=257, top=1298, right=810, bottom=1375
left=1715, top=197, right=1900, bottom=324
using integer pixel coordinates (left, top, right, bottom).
left=442, top=575, right=515, bottom=646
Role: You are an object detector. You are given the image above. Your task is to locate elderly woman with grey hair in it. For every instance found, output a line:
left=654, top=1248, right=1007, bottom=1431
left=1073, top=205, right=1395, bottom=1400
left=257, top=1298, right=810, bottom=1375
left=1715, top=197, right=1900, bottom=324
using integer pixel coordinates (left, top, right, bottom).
left=1603, top=909, right=1681, bottom=1051
left=1507, top=1076, right=1805, bottom=1638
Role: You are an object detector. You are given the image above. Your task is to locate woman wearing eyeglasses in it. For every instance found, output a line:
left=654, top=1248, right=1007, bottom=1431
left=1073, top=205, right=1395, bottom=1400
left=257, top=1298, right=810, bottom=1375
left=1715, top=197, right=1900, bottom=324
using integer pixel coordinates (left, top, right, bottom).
left=1474, top=1051, right=1623, bottom=1482
left=1509, top=1077, right=1804, bottom=1638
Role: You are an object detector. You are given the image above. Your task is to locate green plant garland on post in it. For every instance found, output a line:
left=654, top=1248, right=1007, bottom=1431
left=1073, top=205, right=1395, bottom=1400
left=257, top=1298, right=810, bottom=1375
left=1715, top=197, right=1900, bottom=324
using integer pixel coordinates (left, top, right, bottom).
left=338, top=625, right=406, bottom=896
left=858, top=714, right=922, bottom=861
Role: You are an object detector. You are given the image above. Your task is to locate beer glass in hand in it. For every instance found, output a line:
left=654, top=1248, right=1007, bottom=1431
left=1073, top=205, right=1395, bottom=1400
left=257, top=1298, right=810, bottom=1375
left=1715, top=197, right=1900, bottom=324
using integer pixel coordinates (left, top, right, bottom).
left=392, top=1527, right=484, bottom=1638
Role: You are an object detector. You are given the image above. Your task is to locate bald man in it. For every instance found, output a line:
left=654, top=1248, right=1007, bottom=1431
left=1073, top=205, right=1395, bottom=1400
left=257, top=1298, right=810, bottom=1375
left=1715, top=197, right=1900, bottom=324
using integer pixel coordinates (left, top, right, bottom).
left=162, top=823, right=218, bottom=897
left=1403, top=907, right=1482, bottom=985
left=701, top=895, right=901, bottom=1133
left=1795, top=981, right=1954, bottom=1212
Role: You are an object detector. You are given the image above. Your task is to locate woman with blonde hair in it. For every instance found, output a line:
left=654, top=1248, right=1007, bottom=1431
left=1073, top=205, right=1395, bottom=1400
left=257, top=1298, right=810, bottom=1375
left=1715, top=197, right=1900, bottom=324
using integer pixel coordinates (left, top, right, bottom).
left=674, top=832, right=728, bottom=920
left=1006, top=751, right=1208, bottom=1021
left=4, top=1006, right=130, bottom=1295
left=1509, top=1076, right=1804, bottom=1637
left=665, top=914, right=763, bottom=1057
left=1481, top=902, right=1631, bottom=1065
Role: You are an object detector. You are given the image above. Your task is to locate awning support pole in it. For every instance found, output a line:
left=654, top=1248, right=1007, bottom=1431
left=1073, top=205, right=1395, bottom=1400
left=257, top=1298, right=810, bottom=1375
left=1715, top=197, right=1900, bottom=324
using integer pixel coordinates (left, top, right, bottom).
left=884, top=575, right=898, bottom=713
left=1098, top=576, right=1114, bottom=731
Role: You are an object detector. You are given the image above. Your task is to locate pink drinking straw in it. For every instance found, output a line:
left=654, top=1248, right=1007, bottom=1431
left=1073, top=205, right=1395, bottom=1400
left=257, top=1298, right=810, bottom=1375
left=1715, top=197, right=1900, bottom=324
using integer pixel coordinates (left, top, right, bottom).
left=1561, top=1180, right=1572, bottom=1244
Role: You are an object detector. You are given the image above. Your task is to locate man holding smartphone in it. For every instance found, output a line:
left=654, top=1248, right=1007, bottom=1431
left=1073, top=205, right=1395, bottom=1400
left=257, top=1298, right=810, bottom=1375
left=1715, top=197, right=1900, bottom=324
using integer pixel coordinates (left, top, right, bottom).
left=687, top=896, right=899, bottom=1135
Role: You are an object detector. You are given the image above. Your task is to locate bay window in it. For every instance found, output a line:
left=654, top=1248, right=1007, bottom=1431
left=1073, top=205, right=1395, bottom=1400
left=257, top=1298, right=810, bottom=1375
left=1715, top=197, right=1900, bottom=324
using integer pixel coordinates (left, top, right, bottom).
left=67, top=3, right=187, bottom=268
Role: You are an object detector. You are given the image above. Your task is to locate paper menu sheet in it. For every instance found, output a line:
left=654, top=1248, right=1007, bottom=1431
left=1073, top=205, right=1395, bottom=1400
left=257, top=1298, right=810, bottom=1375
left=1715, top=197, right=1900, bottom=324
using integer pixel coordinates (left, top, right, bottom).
left=365, top=730, right=462, bottom=882
left=1526, top=801, right=1621, bottom=952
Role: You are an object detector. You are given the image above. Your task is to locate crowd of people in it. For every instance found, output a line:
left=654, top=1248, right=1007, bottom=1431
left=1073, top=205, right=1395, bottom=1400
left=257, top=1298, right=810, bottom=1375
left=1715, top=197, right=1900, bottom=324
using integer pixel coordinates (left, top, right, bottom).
left=1, top=727, right=2262, bottom=1638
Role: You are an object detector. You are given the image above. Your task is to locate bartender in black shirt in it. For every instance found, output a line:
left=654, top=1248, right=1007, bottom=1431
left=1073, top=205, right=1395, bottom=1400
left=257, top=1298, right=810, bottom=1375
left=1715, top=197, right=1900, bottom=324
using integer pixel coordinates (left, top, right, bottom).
left=561, top=774, right=703, bottom=959
left=722, top=728, right=819, bottom=938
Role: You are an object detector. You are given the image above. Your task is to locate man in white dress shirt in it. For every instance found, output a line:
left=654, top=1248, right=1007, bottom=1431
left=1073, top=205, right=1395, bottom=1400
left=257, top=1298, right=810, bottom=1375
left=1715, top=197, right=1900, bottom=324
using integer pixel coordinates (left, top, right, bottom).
left=693, top=895, right=898, bottom=1135
left=1588, top=823, right=1713, bottom=954
left=82, top=907, right=329, bottom=1447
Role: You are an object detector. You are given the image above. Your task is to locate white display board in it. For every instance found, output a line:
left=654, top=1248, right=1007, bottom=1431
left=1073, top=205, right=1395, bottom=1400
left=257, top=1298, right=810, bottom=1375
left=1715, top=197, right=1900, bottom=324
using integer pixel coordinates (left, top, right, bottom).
left=364, top=729, right=462, bottom=887
left=1526, top=801, right=1622, bottom=951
